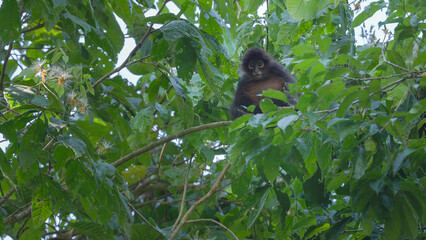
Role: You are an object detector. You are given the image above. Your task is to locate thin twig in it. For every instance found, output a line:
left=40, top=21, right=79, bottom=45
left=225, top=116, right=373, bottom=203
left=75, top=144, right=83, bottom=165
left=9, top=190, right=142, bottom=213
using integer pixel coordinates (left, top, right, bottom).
left=132, top=197, right=195, bottom=209
left=112, top=121, right=232, bottom=167
left=169, top=162, right=231, bottom=240
left=353, top=76, right=409, bottom=105
left=157, top=143, right=167, bottom=171
left=92, top=1, right=170, bottom=88
left=186, top=219, right=239, bottom=240
left=342, top=70, right=425, bottom=81
left=128, top=203, right=166, bottom=238
left=314, top=108, right=338, bottom=114
left=381, top=42, right=409, bottom=72
left=172, top=158, right=192, bottom=231
left=22, top=23, right=45, bottom=33
left=42, top=138, right=56, bottom=151
left=1, top=42, right=13, bottom=91
left=125, top=55, right=151, bottom=67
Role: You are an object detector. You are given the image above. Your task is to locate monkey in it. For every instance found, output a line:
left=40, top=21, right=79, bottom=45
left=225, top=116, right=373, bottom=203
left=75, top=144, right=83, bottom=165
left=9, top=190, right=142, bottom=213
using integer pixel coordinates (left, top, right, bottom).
left=230, top=48, right=298, bottom=118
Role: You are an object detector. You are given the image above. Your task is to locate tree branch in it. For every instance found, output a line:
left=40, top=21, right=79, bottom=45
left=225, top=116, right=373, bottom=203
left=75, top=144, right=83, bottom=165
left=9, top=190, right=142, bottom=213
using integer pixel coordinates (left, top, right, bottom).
left=4, top=206, right=31, bottom=224
left=22, top=23, right=45, bottom=33
left=172, top=158, right=192, bottom=231
left=169, top=161, right=231, bottom=240
left=1, top=41, right=13, bottom=91
left=0, top=187, right=16, bottom=206
left=186, top=219, right=239, bottom=240
left=382, top=43, right=409, bottom=72
left=112, top=121, right=232, bottom=167
left=92, top=0, right=170, bottom=88
left=342, top=70, right=426, bottom=81
left=133, top=197, right=195, bottom=209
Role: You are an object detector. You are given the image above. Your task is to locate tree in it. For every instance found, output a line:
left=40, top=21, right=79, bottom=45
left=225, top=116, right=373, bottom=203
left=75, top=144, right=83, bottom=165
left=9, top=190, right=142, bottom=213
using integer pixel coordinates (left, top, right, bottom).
left=0, top=0, right=425, bottom=239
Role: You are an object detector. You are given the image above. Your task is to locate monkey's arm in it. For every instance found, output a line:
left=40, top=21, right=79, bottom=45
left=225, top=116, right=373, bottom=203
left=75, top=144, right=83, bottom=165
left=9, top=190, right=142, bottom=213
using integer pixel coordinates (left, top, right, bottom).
left=230, top=84, right=254, bottom=118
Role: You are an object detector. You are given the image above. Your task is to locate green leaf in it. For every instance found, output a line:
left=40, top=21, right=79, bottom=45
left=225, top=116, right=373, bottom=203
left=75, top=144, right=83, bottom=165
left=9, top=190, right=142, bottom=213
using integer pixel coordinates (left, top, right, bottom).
left=58, top=136, right=87, bottom=157
left=169, top=76, right=186, bottom=98
left=132, top=106, right=155, bottom=137
left=127, top=51, right=155, bottom=75
left=247, top=188, right=271, bottom=229
left=63, top=12, right=94, bottom=33
left=262, top=89, right=288, bottom=102
left=142, top=13, right=178, bottom=24
left=30, top=95, right=51, bottom=107
left=285, top=0, right=330, bottom=20
left=32, top=188, right=53, bottom=225
left=161, top=20, right=203, bottom=43
left=4, top=85, right=36, bottom=105
left=277, top=115, right=298, bottom=132
left=401, top=196, right=419, bottom=239
left=175, top=38, right=197, bottom=80
left=326, top=171, right=350, bottom=191
left=406, top=98, right=426, bottom=122
left=323, top=217, right=352, bottom=240
left=274, top=187, right=290, bottom=220
left=259, top=98, right=278, bottom=113
left=303, top=168, right=326, bottom=207
left=0, top=148, right=13, bottom=178
left=230, top=114, right=252, bottom=131
left=351, top=1, right=384, bottom=27
left=384, top=198, right=403, bottom=240
left=352, top=146, right=367, bottom=179
left=293, top=215, right=316, bottom=231
left=0, top=0, right=21, bottom=42
left=413, top=50, right=426, bottom=67
left=68, top=222, right=112, bottom=240
left=392, top=148, right=415, bottom=175
left=292, top=44, right=317, bottom=57
left=386, top=50, right=407, bottom=72
left=263, top=146, right=281, bottom=182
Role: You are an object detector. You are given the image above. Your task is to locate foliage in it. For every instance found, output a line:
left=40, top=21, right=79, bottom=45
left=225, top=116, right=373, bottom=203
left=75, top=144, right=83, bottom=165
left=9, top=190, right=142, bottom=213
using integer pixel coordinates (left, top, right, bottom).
left=0, top=0, right=425, bottom=239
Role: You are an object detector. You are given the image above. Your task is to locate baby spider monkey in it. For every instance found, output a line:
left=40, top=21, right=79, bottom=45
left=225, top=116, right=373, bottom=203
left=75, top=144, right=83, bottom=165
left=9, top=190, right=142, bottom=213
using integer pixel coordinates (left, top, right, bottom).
left=230, top=48, right=297, bottom=118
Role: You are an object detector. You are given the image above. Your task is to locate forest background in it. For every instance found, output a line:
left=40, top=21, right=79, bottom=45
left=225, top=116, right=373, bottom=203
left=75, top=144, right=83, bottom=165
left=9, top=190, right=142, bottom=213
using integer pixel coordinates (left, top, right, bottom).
left=0, top=0, right=425, bottom=239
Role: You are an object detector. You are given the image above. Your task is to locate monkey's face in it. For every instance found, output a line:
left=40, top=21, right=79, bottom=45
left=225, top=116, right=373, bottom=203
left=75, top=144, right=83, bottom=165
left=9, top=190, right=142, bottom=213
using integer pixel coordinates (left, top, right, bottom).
left=248, top=59, right=265, bottom=80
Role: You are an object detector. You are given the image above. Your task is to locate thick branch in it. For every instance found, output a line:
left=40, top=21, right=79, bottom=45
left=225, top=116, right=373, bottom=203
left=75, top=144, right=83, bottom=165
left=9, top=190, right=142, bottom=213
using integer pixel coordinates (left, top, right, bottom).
left=4, top=206, right=31, bottom=224
left=186, top=219, right=239, bottom=240
left=92, top=0, right=170, bottom=88
left=169, top=162, right=231, bottom=240
left=112, top=121, right=232, bottom=167
left=0, top=187, right=16, bottom=206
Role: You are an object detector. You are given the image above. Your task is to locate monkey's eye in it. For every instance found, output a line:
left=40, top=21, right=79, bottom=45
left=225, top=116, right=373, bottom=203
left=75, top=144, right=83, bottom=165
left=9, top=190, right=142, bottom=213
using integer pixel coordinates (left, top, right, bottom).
left=248, top=63, right=255, bottom=69
left=257, top=60, right=264, bottom=68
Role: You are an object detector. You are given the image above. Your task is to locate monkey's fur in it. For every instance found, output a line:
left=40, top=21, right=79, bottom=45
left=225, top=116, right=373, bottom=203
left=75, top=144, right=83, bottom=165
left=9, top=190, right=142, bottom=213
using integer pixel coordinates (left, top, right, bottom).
left=230, top=48, right=297, bottom=118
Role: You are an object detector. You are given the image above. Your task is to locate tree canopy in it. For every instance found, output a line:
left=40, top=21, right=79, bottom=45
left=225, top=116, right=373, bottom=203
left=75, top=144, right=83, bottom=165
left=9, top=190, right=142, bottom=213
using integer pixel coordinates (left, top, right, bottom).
left=0, top=0, right=425, bottom=239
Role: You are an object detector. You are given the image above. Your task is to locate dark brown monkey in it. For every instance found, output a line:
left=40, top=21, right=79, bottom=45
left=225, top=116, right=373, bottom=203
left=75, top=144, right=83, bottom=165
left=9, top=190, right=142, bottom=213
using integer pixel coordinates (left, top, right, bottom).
left=230, top=48, right=297, bottom=118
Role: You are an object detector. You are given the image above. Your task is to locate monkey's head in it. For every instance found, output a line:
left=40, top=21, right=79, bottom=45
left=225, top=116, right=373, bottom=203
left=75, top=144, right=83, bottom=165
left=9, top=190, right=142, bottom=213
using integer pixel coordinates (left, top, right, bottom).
left=241, top=48, right=272, bottom=80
